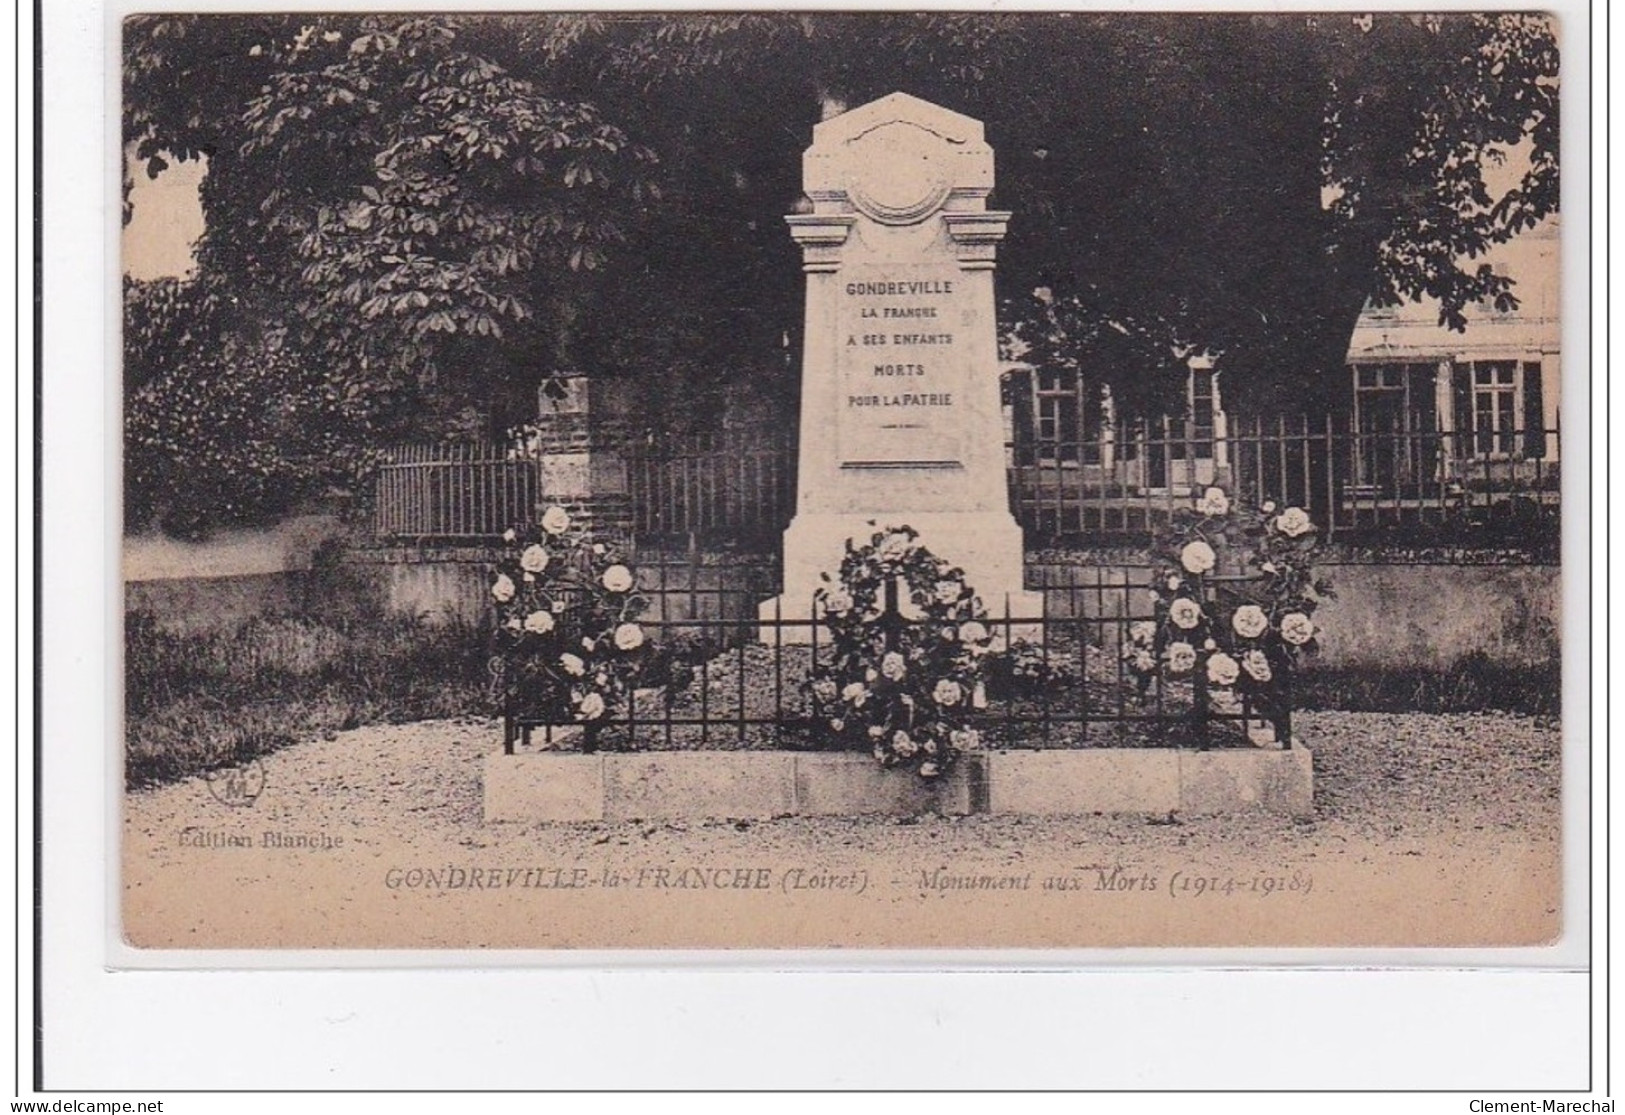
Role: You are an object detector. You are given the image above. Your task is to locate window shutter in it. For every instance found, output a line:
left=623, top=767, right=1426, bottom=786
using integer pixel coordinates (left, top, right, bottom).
left=1010, top=370, right=1035, bottom=466
left=1522, top=361, right=1546, bottom=459
left=1451, top=364, right=1473, bottom=458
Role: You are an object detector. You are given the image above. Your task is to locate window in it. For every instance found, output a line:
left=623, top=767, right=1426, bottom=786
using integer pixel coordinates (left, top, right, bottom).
left=1032, top=368, right=1102, bottom=464
left=1450, top=360, right=1546, bottom=459
left=1351, top=362, right=1438, bottom=487
left=1472, top=360, right=1518, bottom=455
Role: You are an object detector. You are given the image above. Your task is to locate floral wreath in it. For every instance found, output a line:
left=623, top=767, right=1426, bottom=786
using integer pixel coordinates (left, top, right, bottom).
left=490, top=504, right=651, bottom=745
left=804, top=525, right=995, bottom=778
left=1123, top=487, right=1331, bottom=738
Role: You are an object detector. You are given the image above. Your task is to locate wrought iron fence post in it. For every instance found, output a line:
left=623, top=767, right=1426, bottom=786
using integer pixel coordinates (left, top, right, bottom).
left=1192, top=573, right=1211, bottom=746
left=882, top=575, right=901, bottom=652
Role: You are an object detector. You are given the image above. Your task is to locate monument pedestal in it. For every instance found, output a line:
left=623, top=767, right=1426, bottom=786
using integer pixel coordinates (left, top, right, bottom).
left=761, top=511, right=1044, bottom=639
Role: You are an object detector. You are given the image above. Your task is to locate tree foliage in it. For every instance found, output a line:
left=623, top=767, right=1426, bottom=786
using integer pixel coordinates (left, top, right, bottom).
left=123, top=276, right=358, bottom=537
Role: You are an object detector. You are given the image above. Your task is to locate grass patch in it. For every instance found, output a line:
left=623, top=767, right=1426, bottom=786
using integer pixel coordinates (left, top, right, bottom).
left=125, top=602, right=490, bottom=789
left=1295, top=652, right=1560, bottom=718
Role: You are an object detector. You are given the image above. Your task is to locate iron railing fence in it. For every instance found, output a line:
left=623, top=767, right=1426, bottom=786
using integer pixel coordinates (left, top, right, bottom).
left=374, top=442, right=538, bottom=540
left=1007, top=414, right=1560, bottom=546
left=375, top=418, right=1559, bottom=547
left=625, top=433, right=796, bottom=546
left=500, top=574, right=1289, bottom=756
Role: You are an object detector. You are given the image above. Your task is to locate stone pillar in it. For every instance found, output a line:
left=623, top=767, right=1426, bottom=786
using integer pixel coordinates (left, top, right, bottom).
left=527, top=374, right=632, bottom=536
left=762, top=92, right=1043, bottom=637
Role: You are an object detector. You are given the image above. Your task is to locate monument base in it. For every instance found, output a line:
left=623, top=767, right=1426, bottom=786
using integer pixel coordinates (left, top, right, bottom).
left=759, top=510, right=1045, bottom=643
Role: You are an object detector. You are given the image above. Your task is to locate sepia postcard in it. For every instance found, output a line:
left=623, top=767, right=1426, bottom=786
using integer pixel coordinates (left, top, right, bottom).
left=118, top=9, right=1571, bottom=953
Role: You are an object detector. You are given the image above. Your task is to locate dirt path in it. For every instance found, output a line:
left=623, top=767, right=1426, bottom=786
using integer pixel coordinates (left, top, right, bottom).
left=121, top=711, right=1562, bottom=950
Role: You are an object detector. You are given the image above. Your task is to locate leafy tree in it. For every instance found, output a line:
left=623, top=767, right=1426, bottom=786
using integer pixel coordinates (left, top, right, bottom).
left=125, top=14, right=656, bottom=444
left=123, top=275, right=358, bottom=537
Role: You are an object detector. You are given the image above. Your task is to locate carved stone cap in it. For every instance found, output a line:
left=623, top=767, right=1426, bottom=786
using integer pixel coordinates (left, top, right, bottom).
left=802, top=92, right=995, bottom=227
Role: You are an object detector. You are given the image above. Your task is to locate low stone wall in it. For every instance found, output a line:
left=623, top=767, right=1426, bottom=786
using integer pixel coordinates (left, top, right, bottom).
left=342, top=542, right=782, bottom=628
left=127, top=536, right=1559, bottom=676
left=1310, top=562, right=1559, bottom=671
left=1027, top=550, right=1559, bottom=672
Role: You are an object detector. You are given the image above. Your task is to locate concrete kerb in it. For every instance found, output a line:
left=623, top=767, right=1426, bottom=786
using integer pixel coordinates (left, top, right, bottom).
left=482, top=740, right=1313, bottom=822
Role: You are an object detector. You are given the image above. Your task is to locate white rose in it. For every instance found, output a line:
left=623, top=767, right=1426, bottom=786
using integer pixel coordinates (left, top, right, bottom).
left=501, top=528, right=516, bottom=542
left=1167, top=575, right=1183, bottom=591
left=541, top=505, right=571, bottom=535
left=559, top=653, right=586, bottom=677
left=1169, top=598, right=1203, bottom=630
left=1129, top=620, right=1157, bottom=645
left=1274, top=507, right=1313, bottom=537
left=523, top=609, right=555, bottom=635
left=1196, top=487, right=1230, bottom=516
left=1133, top=650, right=1156, bottom=672
left=520, top=544, right=550, bottom=574
left=812, top=679, right=838, bottom=702
left=829, top=718, right=845, bottom=733
left=821, top=587, right=854, bottom=614
left=1261, top=500, right=1277, bottom=513
left=959, top=621, right=988, bottom=644
left=918, top=761, right=940, bottom=778
left=950, top=728, right=981, bottom=752
left=933, top=679, right=963, bottom=706
left=1231, top=605, right=1269, bottom=639
left=1180, top=540, right=1217, bottom=575
left=934, top=579, right=963, bottom=605
left=592, top=543, right=606, bottom=555
left=491, top=574, right=516, bottom=602
left=575, top=692, right=605, bottom=721
left=1207, top=651, right=1240, bottom=687
left=876, top=533, right=911, bottom=562
left=505, top=617, right=522, bottom=632
left=1243, top=649, right=1273, bottom=683
left=601, top=564, right=634, bottom=593
left=891, top=731, right=918, bottom=757
left=1280, top=612, right=1315, bottom=646
left=612, top=623, right=644, bottom=651
left=881, top=652, right=907, bottom=681
left=842, top=682, right=869, bottom=707
left=1165, top=641, right=1197, bottom=673
left=867, top=725, right=885, bottom=739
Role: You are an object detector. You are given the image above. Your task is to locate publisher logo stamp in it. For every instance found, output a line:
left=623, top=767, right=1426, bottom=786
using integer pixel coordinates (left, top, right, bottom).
left=204, top=757, right=266, bottom=808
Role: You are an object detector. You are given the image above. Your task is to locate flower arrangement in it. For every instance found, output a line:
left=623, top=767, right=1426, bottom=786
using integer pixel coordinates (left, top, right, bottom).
left=805, top=526, right=996, bottom=778
left=489, top=505, right=651, bottom=749
left=1122, top=487, right=1332, bottom=743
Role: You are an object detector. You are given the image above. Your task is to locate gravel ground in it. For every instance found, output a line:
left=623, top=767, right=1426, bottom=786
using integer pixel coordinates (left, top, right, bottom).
left=122, top=709, right=1562, bottom=949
